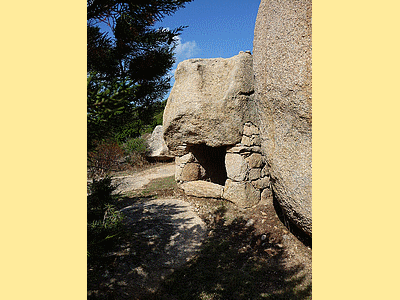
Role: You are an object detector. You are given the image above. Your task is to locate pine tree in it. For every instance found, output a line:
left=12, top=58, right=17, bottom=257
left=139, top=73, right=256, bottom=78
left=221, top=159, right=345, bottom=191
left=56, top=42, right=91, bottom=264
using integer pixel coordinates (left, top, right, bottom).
left=87, top=0, right=193, bottom=149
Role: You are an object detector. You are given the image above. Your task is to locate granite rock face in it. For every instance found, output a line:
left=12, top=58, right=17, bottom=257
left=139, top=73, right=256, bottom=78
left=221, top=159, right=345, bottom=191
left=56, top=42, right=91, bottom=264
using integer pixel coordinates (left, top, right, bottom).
left=163, top=52, right=255, bottom=153
left=253, top=0, right=312, bottom=236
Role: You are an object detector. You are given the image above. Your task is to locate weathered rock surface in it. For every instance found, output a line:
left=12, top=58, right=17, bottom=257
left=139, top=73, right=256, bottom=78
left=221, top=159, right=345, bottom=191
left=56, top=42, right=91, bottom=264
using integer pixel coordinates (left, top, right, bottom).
left=180, top=163, right=205, bottom=182
left=225, top=153, right=248, bottom=182
left=248, top=168, right=261, bottom=181
left=226, top=145, right=262, bottom=154
left=175, top=152, right=195, bottom=165
left=253, top=0, right=312, bottom=236
left=146, top=125, right=174, bottom=160
left=162, top=1, right=312, bottom=237
left=251, top=176, right=271, bottom=190
left=223, top=179, right=261, bottom=208
left=246, top=153, right=264, bottom=169
left=180, top=181, right=224, bottom=199
left=163, top=52, right=255, bottom=153
left=243, top=123, right=260, bottom=136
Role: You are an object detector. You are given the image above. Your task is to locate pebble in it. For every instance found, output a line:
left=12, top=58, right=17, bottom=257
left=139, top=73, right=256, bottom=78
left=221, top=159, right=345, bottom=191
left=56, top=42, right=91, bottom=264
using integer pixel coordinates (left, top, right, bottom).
left=245, top=219, right=255, bottom=227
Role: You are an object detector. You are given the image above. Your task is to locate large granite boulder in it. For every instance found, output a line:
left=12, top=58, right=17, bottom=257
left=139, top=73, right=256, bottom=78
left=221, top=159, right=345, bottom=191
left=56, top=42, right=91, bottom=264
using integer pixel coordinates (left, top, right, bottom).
left=253, top=0, right=312, bottom=236
left=163, top=52, right=255, bottom=153
left=146, top=125, right=174, bottom=160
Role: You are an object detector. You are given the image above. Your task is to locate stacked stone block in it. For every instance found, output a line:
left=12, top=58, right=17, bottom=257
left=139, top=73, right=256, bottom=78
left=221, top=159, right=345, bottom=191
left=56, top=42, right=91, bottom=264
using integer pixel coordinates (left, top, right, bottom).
left=175, top=152, right=206, bottom=183
left=223, top=122, right=271, bottom=208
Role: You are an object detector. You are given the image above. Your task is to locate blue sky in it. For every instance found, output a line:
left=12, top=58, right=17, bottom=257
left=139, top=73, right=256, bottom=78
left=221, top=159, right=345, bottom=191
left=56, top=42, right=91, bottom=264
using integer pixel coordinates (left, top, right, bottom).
left=97, top=0, right=261, bottom=96
left=156, top=0, right=261, bottom=94
left=156, top=0, right=260, bottom=61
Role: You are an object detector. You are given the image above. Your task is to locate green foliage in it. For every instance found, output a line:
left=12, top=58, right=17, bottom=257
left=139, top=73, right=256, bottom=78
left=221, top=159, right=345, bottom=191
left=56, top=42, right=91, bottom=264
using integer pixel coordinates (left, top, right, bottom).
left=87, top=73, right=137, bottom=125
left=87, top=73, right=138, bottom=148
left=87, top=176, right=124, bottom=258
left=87, top=25, right=118, bottom=77
left=87, top=0, right=193, bottom=148
left=122, top=137, right=148, bottom=156
left=119, top=136, right=150, bottom=169
left=153, top=109, right=164, bottom=127
left=87, top=204, right=125, bottom=258
left=87, top=176, right=118, bottom=211
left=112, top=117, right=144, bottom=143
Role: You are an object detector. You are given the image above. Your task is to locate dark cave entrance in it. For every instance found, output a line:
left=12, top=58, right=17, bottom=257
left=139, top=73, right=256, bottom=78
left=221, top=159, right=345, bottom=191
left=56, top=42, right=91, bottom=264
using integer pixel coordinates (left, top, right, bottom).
left=188, top=144, right=227, bottom=185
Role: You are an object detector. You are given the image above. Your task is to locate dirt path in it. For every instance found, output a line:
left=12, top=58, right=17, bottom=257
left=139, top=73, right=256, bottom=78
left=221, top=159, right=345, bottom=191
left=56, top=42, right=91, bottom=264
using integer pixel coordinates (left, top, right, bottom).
left=88, top=163, right=208, bottom=299
left=118, top=198, right=207, bottom=295
left=113, top=162, right=175, bottom=194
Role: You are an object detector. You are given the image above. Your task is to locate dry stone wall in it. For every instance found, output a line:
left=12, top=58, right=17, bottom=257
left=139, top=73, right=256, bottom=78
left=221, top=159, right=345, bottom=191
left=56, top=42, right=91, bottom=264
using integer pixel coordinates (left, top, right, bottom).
left=174, top=122, right=272, bottom=209
left=223, top=122, right=270, bottom=208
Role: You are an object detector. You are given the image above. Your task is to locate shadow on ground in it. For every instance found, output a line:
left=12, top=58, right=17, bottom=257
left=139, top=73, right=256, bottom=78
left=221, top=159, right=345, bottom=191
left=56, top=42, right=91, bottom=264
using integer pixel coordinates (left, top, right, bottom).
left=154, top=214, right=311, bottom=300
left=88, top=197, right=311, bottom=300
left=88, top=197, right=207, bottom=300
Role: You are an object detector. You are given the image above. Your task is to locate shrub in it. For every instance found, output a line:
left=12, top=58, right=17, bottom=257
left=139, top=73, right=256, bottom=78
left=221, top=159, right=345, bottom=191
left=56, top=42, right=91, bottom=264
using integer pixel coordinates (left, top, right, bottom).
left=87, top=176, right=118, bottom=213
left=112, top=118, right=144, bottom=144
left=88, top=139, right=125, bottom=179
left=88, top=204, right=124, bottom=258
left=87, top=176, right=124, bottom=258
left=121, top=137, right=152, bottom=169
left=122, top=137, right=148, bottom=156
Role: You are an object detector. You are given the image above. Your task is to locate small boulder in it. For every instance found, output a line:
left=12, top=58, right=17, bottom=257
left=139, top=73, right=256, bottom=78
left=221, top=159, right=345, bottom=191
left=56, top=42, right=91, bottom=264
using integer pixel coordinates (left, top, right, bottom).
left=248, top=168, right=261, bottom=181
left=180, top=181, right=224, bottom=199
left=181, top=163, right=205, bottom=182
left=251, top=177, right=270, bottom=189
left=243, top=122, right=260, bottom=136
left=175, top=153, right=196, bottom=165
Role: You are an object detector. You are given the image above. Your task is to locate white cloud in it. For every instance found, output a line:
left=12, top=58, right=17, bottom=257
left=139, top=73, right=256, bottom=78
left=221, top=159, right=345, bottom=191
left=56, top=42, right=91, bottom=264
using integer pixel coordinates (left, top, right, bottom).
left=174, top=36, right=200, bottom=63
left=165, top=37, right=200, bottom=95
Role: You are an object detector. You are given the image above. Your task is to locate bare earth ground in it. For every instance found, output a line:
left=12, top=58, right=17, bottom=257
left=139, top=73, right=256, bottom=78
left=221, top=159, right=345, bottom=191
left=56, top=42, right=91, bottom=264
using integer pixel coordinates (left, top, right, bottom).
left=112, top=163, right=176, bottom=194
left=88, top=162, right=312, bottom=300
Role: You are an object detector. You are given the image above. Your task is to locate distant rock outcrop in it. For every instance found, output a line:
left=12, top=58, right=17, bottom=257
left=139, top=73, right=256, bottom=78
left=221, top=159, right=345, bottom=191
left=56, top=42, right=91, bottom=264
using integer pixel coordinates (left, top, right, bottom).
left=253, top=0, right=312, bottom=236
left=146, top=125, right=173, bottom=161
